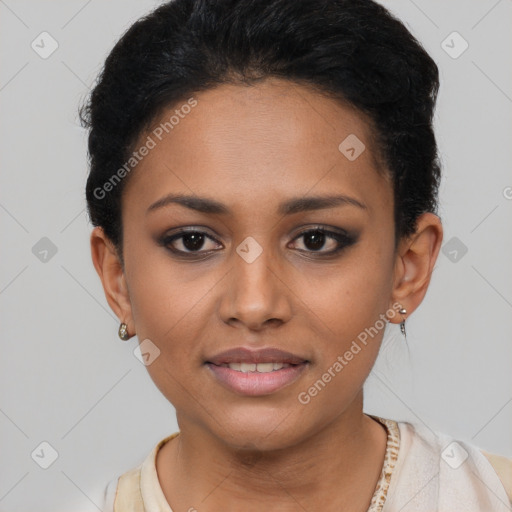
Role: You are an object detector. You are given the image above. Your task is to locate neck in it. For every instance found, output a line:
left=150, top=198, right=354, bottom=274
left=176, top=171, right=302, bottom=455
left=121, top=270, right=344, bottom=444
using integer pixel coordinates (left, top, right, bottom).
left=156, top=393, right=388, bottom=512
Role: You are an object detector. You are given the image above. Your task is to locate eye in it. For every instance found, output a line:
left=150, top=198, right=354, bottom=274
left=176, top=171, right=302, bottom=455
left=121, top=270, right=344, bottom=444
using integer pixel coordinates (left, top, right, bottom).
left=160, top=225, right=357, bottom=258
left=289, top=227, right=356, bottom=255
left=161, top=229, right=222, bottom=255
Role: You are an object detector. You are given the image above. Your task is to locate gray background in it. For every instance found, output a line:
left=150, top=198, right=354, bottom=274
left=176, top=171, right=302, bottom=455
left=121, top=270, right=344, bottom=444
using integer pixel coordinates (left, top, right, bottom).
left=0, top=0, right=511, bottom=510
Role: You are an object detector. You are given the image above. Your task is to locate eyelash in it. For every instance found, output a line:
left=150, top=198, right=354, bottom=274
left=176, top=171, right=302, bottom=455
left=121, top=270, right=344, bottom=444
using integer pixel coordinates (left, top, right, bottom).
left=159, top=226, right=357, bottom=259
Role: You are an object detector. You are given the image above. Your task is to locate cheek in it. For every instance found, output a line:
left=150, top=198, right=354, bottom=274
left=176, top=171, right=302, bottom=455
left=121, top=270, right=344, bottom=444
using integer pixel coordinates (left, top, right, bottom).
left=124, top=251, right=225, bottom=405
left=297, top=240, right=395, bottom=389
left=126, top=244, right=210, bottom=339
left=303, top=246, right=394, bottom=343
left=294, top=273, right=390, bottom=418
left=125, top=256, right=208, bottom=404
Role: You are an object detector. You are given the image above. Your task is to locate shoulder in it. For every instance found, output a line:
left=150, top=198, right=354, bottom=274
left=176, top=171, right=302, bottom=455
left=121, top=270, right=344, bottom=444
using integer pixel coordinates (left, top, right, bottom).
left=101, top=466, right=144, bottom=512
left=394, top=419, right=512, bottom=508
left=103, top=474, right=119, bottom=512
left=481, top=450, right=512, bottom=503
left=101, top=432, right=180, bottom=512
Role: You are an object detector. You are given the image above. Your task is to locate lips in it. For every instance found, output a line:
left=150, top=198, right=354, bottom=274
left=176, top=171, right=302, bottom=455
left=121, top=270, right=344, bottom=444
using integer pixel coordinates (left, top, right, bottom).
left=205, top=347, right=308, bottom=366
left=204, top=347, right=309, bottom=396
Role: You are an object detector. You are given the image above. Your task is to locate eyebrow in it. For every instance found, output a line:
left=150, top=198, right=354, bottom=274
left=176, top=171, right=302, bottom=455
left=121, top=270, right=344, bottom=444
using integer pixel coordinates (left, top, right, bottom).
left=146, top=193, right=367, bottom=216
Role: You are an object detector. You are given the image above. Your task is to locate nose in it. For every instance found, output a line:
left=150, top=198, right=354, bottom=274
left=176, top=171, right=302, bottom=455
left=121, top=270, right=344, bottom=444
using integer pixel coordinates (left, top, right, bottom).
left=218, top=242, right=293, bottom=331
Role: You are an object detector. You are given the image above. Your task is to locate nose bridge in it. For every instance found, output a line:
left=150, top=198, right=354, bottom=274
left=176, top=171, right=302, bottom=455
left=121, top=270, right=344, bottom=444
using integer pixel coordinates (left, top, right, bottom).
left=237, top=237, right=275, bottom=288
left=233, top=234, right=277, bottom=300
left=219, top=234, right=291, bottom=329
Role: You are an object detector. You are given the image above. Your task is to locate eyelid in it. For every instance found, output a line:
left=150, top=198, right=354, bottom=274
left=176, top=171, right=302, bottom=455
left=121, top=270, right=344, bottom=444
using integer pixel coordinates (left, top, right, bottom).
left=169, top=225, right=219, bottom=237
left=292, top=224, right=350, bottom=238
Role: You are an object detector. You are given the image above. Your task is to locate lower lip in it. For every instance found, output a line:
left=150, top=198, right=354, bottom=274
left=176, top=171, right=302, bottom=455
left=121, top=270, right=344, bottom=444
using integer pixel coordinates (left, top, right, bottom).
left=205, top=363, right=308, bottom=396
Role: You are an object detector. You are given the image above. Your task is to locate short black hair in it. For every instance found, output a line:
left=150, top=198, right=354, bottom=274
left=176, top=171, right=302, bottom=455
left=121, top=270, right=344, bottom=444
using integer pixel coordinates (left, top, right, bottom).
left=80, top=0, right=441, bottom=261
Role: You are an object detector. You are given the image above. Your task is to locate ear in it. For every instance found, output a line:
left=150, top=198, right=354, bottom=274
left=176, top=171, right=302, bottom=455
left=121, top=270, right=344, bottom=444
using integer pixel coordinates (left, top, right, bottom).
left=90, top=226, right=135, bottom=338
left=388, top=212, right=443, bottom=324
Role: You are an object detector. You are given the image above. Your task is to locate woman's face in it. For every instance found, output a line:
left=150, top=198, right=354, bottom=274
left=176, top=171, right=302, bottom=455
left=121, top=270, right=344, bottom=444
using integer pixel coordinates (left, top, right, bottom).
left=118, top=78, right=399, bottom=449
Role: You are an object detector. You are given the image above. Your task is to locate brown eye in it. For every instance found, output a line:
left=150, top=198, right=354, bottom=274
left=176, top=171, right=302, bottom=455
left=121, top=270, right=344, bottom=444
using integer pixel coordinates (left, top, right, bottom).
left=290, top=228, right=356, bottom=255
left=162, top=230, right=222, bottom=254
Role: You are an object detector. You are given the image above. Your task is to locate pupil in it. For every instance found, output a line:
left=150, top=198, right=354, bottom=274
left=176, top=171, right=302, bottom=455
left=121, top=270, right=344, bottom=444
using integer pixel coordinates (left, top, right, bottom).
left=183, top=232, right=204, bottom=251
left=304, top=230, right=325, bottom=251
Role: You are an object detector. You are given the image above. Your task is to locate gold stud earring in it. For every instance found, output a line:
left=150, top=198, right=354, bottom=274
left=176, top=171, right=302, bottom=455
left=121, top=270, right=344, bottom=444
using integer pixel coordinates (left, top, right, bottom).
left=118, top=322, right=130, bottom=341
left=399, top=307, right=407, bottom=340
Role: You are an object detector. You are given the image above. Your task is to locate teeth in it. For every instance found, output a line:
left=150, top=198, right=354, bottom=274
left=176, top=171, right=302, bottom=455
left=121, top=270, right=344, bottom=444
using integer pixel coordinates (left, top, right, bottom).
left=256, top=363, right=274, bottom=373
left=240, top=363, right=256, bottom=373
left=224, top=362, right=292, bottom=372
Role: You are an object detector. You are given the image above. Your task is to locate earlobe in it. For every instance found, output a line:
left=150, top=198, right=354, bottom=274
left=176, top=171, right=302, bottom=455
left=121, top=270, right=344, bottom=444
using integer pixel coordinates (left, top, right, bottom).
left=90, top=227, right=134, bottom=334
left=389, top=213, right=443, bottom=324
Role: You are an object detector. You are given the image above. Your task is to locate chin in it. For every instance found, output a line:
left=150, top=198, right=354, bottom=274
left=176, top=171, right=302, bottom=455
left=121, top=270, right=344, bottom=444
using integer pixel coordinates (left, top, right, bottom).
left=208, top=404, right=313, bottom=452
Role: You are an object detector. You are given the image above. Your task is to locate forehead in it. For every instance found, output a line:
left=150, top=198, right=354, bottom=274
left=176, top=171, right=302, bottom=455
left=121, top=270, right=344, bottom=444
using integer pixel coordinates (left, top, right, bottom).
left=122, top=78, right=391, bottom=216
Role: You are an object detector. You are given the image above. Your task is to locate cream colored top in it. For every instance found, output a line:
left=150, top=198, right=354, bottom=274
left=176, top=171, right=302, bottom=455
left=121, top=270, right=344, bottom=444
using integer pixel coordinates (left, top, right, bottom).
left=102, top=416, right=512, bottom=511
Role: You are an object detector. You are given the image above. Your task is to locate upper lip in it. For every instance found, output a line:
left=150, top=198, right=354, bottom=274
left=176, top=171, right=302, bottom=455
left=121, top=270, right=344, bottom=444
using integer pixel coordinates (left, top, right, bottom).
left=205, top=347, right=308, bottom=365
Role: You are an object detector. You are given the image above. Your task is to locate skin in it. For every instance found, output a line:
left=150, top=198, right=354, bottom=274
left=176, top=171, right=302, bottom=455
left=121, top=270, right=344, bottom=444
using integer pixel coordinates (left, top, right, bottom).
left=91, top=77, right=443, bottom=511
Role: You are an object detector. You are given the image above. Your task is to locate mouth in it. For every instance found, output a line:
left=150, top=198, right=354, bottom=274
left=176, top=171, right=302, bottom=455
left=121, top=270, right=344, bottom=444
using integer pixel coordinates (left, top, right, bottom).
left=204, top=347, right=309, bottom=396
left=214, top=361, right=296, bottom=373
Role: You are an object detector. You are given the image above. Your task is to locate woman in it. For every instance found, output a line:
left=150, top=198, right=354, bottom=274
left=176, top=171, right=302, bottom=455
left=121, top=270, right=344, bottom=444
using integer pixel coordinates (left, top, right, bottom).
left=80, top=0, right=512, bottom=510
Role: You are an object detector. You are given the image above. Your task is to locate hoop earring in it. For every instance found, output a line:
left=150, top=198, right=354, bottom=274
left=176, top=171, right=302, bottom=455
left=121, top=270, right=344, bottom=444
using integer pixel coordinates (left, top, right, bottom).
left=399, top=307, right=407, bottom=341
left=118, top=322, right=130, bottom=341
